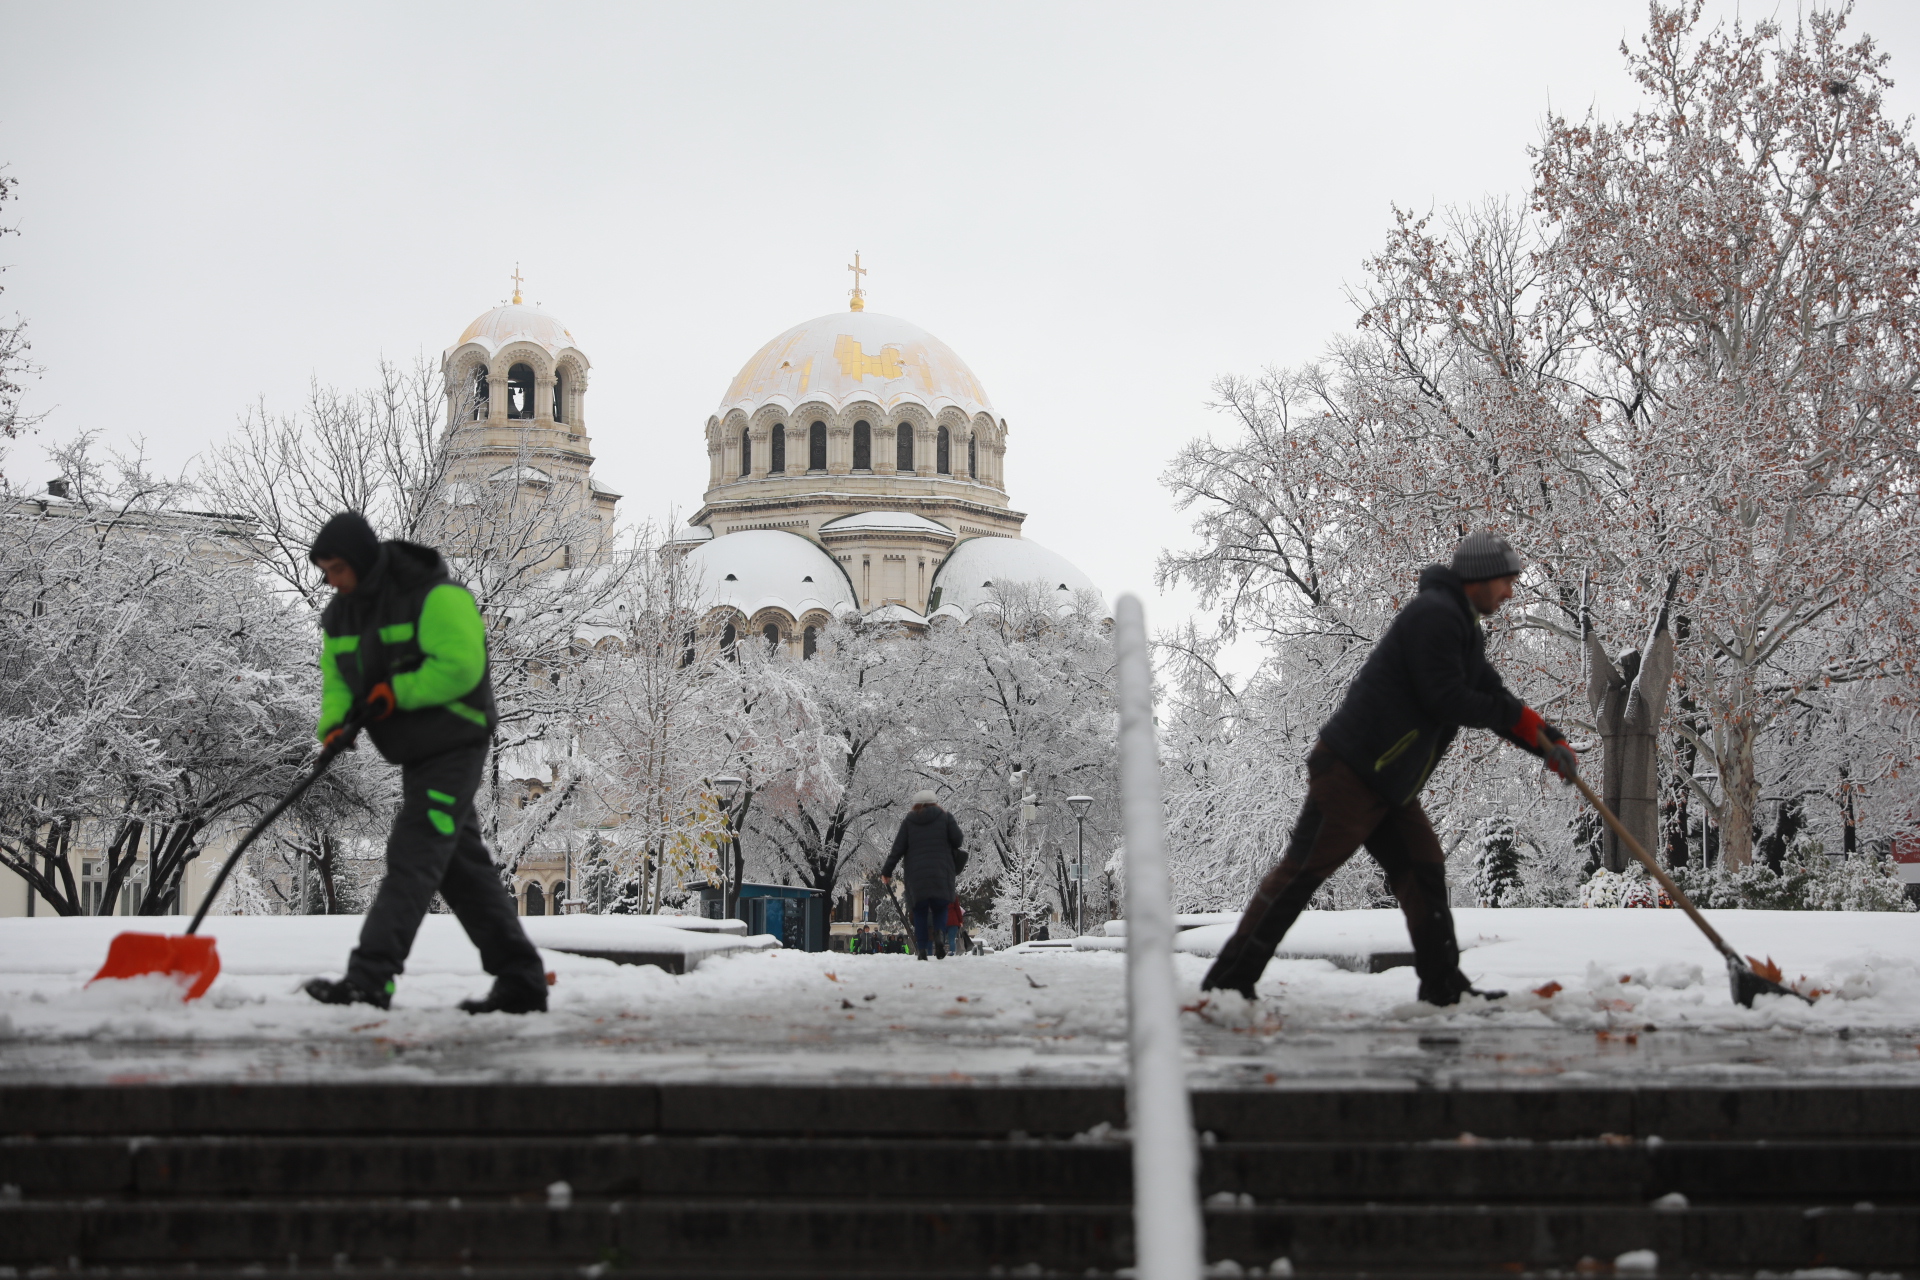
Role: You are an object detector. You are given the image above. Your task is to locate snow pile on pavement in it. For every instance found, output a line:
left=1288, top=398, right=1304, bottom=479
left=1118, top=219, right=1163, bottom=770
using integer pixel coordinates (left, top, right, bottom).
left=0, top=908, right=1916, bottom=1085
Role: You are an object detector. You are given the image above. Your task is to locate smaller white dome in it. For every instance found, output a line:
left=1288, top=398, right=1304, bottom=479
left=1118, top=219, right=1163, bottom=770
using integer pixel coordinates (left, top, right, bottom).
left=683, top=529, right=855, bottom=620
left=932, top=536, right=1104, bottom=616
left=451, top=303, right=584, bottom=361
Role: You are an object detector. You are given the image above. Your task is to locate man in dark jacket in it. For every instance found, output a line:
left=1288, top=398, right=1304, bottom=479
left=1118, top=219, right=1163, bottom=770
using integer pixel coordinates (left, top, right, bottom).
left=881, top=790, right=967, bottom=960
left=300, top=512, right=549, bottom=1014
left=1202, top=531, right=1578, bottom=1006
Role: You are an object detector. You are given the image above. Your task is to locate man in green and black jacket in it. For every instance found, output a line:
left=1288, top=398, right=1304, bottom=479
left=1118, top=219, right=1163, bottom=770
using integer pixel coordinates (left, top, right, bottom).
left=1202, top=531, right=1580, bottom=1007
left=301, top=511, right=548, bottom=1014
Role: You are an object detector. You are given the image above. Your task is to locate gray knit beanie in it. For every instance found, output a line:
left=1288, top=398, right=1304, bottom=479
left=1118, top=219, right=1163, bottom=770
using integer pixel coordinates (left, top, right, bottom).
left=1451, top=530, right=1523, bottom=582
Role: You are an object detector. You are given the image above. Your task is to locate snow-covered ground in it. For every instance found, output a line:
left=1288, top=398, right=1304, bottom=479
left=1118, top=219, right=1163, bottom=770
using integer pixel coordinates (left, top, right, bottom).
left=1, top=908, right=1916, bottom=1087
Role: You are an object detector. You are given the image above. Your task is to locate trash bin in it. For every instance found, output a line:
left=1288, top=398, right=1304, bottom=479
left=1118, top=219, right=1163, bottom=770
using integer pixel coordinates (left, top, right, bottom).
left=735, top=882, right=827, bottom=951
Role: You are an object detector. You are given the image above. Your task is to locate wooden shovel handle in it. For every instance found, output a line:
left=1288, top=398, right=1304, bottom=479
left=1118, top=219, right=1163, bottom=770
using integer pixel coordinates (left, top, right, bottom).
left=1569, top=770, right=1738, bottom=964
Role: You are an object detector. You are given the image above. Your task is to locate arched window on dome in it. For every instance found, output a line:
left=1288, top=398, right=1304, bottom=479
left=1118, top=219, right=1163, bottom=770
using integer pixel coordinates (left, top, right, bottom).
left=552, top=880, right=568, bottom=911
left=552, top=370, right=565, bottom=425
left=524, top=882, right=545, bottom=916
left=897, top=424, right=915, bottom=474
left=720, top=622, right=737, bottom=659
left=739, top=429, right=751, bottom=477
left=809, top=421, right=827, bottom=472
left=803, top=625, right=818, bottom=659
left=968, top=434, right=977, bottom=479
left=853, top=421, right=871, bottom=471
left=469, top=367, right=489, bottom=421
left=763, top=622, right=781, bottom=653
left=770, top=424, right=786, bottom=474
left=507, top=364, right=536, bottom=420
left=937, top=426, right=951, bottom=475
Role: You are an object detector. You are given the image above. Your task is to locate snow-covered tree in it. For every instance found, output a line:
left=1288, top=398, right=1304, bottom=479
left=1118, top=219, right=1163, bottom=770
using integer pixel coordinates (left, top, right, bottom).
left=587, top=524, right=729, bottom=913
left=0, top=163, right=43, bottom=447
left=0, top=437, right=351, bottom=914
left=917, top=583, right=1119, bottom=929
left=737, top=615, right=925, bottom=903
left=1160, top=4, right=1920, bottom=899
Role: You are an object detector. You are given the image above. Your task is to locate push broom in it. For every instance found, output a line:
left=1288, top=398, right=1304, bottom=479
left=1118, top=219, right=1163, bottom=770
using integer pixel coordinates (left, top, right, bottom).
left=1554, top=739, right=1810, bottom=1008
left=89, top=711, right=369, bottom=1001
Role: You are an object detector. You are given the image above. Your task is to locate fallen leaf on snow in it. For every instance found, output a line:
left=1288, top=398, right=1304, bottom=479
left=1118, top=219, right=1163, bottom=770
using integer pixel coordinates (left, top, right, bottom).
left=1746, top=955, right=1785, bottom=983
left=1532, top=982, right=1563, bottom=999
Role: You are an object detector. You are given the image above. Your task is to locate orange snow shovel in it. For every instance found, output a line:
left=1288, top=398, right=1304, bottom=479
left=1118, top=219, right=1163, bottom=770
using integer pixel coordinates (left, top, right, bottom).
left=1565, top=765, right=1810, bottom=1009
left=89, top=713, right=369, bottom=1001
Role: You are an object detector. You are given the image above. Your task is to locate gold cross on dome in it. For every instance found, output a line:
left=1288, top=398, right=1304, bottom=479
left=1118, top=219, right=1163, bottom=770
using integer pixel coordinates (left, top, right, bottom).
left=511, top=264, right=525, bottom=305
left=847, top=252, right=867, bottom=312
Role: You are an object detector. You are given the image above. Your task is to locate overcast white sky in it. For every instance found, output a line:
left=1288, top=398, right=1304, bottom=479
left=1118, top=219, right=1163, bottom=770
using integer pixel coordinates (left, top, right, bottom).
left=6, top=1, right=1920, bottom=638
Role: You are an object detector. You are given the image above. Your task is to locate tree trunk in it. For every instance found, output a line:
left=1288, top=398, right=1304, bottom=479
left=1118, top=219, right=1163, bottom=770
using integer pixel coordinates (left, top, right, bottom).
left=1719, top=715, right=1759, bottom=870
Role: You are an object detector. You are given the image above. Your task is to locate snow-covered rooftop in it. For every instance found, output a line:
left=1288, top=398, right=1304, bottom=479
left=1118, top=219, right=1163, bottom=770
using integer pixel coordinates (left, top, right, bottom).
left=865, top=603, right=927, bottom=626
left=683, top=529, right=855, bottom=619
left=932, top=535, right=1105, bottom=617
left=818, top=511, right=955, bottom=538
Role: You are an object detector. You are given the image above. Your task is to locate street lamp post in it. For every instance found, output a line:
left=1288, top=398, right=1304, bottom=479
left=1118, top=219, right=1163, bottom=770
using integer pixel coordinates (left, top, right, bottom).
left=1066, top=795, right=1094, bottom=936
left=713, top=775, right=744, bottom=919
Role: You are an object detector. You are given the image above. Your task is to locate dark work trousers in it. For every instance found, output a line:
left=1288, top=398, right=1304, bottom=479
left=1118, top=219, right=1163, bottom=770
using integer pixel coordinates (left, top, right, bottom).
left=910, top=898, right=949, bottom=958
left=346, top=743, right=546, bottom=1000
left=1202, top=743, right=1463, bottom=1001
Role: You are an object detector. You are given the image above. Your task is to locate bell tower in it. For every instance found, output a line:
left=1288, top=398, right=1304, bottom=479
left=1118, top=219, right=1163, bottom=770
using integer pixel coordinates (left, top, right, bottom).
left=440, top=275, right=620, bottom=565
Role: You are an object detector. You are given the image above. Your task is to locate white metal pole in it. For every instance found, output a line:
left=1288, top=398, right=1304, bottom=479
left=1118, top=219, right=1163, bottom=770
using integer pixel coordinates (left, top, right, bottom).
left=1113, top=594, right=1204, bottom=1280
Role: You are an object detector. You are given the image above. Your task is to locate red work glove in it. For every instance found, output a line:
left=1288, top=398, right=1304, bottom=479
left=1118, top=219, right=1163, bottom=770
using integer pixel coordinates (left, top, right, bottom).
left=363, top=682, right=396, bottom=722
left=1512, top=707, right=1579, bottom=784
left=1512, top=706, right=1548, bottom=749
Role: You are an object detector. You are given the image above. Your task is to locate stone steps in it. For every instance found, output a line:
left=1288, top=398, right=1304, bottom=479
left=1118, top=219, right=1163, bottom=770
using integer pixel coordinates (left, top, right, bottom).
left=3, top=1083, right=1917, bottom=1274
left=7, top=1200, right=1917, bottom=1271
left=6, top=1135, right=1916, bottom=1202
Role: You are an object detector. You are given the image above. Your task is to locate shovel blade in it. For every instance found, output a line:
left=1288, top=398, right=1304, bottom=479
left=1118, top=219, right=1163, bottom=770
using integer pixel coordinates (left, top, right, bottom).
left=1726, top=954, right=1811, bottom=1008
left=89, top=932, right=220, bottom=1001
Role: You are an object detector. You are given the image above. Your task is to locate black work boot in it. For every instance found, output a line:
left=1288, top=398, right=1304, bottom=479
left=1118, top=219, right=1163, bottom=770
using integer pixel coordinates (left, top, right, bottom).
left=304, top=976, right=390, bottom=1010
left=1417, top=969, right=1507, bottom=1006
left=1200, top=934, right=1266, bottom=1000
left=458, top=979, right=548, bottom=1015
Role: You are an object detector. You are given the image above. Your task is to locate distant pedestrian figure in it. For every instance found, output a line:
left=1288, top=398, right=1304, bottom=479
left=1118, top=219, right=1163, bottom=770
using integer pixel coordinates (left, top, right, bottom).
left=881, top=790, right=967, bottom=961
left=945, top=901, right=965, bottom=957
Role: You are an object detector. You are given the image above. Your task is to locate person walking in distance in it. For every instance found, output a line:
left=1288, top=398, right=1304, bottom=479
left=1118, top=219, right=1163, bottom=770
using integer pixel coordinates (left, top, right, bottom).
left=881, top=790, right=967, bottom=960
left=1202, top=531, right=1579, bottom=1006
left=300, top=512, right=549, bottom=1014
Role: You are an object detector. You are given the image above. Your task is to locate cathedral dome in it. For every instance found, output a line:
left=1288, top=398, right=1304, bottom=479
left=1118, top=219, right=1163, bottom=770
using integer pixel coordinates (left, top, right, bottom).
left=453, top=303, right=583, bottom=361
left=931, top=535, right=1105, bottom=619
left=717, top=311, right=994, bottom=421
left=683, top=529, right=856, bottom=620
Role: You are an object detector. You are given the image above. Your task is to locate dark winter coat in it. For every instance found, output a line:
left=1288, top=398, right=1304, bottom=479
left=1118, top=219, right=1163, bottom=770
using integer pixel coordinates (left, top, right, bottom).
left=882, top=807, right=968, bottom=905
left=1317, top=565, right=1541, bottom=806
left=317, top=540, right=498, bottom=766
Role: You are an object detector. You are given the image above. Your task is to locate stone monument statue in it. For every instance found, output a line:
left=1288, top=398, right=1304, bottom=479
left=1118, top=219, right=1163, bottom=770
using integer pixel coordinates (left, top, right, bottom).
left=1585, top=595, right=1677, bottom=873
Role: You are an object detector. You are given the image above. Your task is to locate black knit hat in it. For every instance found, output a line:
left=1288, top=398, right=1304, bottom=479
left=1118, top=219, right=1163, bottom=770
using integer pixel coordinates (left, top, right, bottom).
left=308, top=512, right=381, bottom=579
left=1451, top=530, right=1523, bottom=582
